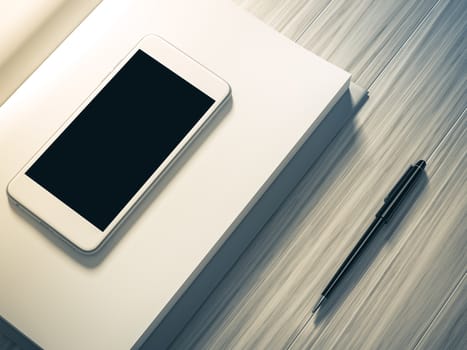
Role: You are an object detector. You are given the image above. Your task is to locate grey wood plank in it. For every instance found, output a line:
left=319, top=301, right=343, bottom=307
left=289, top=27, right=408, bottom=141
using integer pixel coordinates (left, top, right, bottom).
left=291, top=112, right=467, bottom=350
left=235, top=0, right=443, bottom=89
left=233, top=0, right=332, bottom=39
left=414, top=273, right=467, bottom=350
left=297, top=0, right=441, bottom=88
left=171, top=0, right=467, bottom=348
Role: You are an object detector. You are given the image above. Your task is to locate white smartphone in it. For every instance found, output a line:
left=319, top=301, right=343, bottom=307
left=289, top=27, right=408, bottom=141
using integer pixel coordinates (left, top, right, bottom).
left=7, top=34, right=231, bottom=254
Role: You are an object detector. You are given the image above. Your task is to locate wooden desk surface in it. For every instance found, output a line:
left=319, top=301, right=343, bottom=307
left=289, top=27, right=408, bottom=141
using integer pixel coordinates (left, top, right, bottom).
left=1, top=0, right=465, bottom=349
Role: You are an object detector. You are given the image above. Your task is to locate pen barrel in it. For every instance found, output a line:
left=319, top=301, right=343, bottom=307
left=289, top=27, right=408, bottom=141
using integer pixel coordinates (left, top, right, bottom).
left=322, top=218, right=383, bottom=296
left=320, top=161, right=425, bottom=300
left=376, top=163, right=425, bottom=222
left=384, top=165, right=415, bottom=203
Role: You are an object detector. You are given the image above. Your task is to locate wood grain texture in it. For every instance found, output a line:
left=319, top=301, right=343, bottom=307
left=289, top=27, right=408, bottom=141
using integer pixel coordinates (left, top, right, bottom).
left=414, top=273, right=467, bottom=350
left=296, top=0, right=441, bottom=88
left=170, top=0, right=467, bottom=349
left=234, top=0, right=332, bottom=40
left=290, top=112, right=467, bottom=350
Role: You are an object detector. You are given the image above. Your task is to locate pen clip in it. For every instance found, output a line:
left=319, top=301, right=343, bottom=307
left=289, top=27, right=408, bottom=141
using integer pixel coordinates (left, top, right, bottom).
left=384, top=165, right=415, bottom=203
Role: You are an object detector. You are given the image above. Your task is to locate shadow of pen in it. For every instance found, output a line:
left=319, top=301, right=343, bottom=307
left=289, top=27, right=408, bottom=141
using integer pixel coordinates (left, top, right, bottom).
left=313, top=171, right=428, bottom=324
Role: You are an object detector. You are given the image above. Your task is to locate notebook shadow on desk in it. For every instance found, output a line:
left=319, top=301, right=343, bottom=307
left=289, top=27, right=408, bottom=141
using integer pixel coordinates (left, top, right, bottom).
left=9, top=98, right=233, bottom=268
left=313, top=172, right=428, bottom=324
left=136, top=85, right=369, bottom=348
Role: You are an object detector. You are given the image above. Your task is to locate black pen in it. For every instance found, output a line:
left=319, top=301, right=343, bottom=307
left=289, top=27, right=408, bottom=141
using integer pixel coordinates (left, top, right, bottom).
left=312, top=160, right=426, bottom=313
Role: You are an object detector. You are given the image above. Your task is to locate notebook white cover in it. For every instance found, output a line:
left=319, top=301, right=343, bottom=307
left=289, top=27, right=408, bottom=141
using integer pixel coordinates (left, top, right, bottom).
left=0, top=0, right=350, bottom=348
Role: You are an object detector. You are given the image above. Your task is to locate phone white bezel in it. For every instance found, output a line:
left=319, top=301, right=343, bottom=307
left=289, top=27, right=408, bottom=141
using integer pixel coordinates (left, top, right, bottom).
left=7, top=34, right=231, bottom=254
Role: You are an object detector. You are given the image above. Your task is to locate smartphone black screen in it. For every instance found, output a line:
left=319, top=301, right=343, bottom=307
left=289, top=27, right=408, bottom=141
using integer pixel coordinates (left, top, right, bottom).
left=26, top=50, right=215, bottom=231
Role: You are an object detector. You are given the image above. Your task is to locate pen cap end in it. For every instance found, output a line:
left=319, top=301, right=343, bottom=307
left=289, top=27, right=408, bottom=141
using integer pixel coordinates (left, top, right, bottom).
left=415, top=160, right=426, bottom=169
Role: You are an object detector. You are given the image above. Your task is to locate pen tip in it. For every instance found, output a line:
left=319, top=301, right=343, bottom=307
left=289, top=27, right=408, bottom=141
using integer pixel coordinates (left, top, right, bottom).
left=415, top=160, right=426, bottom=169
left=312, top=296, right=325, bottom=314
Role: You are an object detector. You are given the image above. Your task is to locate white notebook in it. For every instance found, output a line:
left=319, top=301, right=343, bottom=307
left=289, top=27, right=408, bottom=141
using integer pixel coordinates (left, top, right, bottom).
left=0, top=0, right=351, bottom=348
